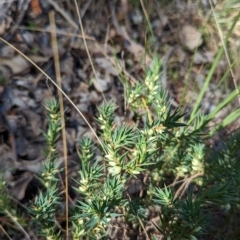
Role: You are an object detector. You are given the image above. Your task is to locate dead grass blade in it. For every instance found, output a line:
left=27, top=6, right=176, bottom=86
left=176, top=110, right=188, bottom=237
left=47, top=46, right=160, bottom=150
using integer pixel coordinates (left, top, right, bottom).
left=74, top=0, right=106, bottom=101
left=49, top=11, right=69, bottom=238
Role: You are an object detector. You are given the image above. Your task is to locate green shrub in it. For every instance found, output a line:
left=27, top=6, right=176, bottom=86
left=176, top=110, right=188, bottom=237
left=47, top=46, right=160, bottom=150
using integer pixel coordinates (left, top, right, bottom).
left=1, top=5, right=240, bottom=239
left=1, top=54, right=240, bottom=239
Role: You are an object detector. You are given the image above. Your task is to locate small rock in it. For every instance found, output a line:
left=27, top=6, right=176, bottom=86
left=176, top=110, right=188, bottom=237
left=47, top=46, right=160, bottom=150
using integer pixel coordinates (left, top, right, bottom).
left=193, top=51, right=215, bottom=64
left=88, top=90, right=102, bottom=104
left=0, top=45, right=15, bottom=58
left=95, top=57, right=119, bottom=76
left=0, top=21, right=6, bottom=35
left=93, top=75, right=111, bottom=92
left=77, top=69, right=87, bottom=80
left=60, top=55, right=74, bottom=76
left=21, top=30, right=34, bottom=45
left=180, top=25, right=203, bottom=51
left=195, top=74, right=205, bottom=89
left=131, top=9, right=143, bottom=25
left=82, top=129, right=96, bottom=141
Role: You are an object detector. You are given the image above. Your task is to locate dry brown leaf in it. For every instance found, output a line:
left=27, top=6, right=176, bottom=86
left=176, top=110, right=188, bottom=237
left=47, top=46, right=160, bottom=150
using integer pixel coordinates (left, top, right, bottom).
left=60, top=55, right=74, bottom=76
left=0, top=55, right=30, bottom=74
left=193, top=51, right=215, bottom=64
left=28, top=55, right=50, bottom=63
left=88, top=90, right=102, bottom=104
left=19, top=109, right=42, bottom=137
left=93, top=73, right=111, bottom=92
left=0, top=45, right=15, bottom=58
left=95, top=57, right=119, bottom=76
left=10, top=172, right=33, bottom=200
left=0, top=144, right=17, bottom=174
left=120, top=27, right=151, bottom=65
left=110, top=2, right=151, bottom=65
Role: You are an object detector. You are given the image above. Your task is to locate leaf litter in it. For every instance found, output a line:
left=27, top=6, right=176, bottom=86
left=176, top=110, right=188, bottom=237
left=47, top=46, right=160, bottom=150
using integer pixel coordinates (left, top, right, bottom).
left=0, top=0, right=240, bottom=239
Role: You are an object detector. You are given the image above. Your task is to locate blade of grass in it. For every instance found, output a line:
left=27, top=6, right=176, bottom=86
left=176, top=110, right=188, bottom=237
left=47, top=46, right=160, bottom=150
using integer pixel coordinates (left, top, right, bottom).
left=189, top=10, right=240, bottom=124
left=140, top=0, right=154, bottom=61
left=206, top=87, right=240, bottom=121
left=210, top=108, right=240, bottom=136
left=209, top=0, right=240, bottom=105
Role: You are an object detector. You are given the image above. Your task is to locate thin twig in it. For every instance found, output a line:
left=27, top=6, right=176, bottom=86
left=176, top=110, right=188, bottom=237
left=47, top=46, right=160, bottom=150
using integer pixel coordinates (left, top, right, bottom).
left=47, top=0, right=78, bottom=29
left=160, top=47, right=175, bottom=90
left=7, top=8, right=26, bottom=39
left=4, top=210, right=30, bottom=240
left=80, top=0, right=94, bottom=18
left=49, top=11, right=69, bottom=239
left=140, top=0, right=154, bottom=38
left=11, top=26, right=95, bottom=40
left=174, top=172, right=204, bottom=200
left=11, top=25, right=137, bottom=86
left=126, top=192, right=151, bottom=240
left=94, top=43, right=137, bottom=85
left=137, top=215, right=151, bottom=240
left=0, top=224, right=12, bottom=240
left=74, top=0, right=106, bottom=101
left=109, top=1, right=152, bottom=66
